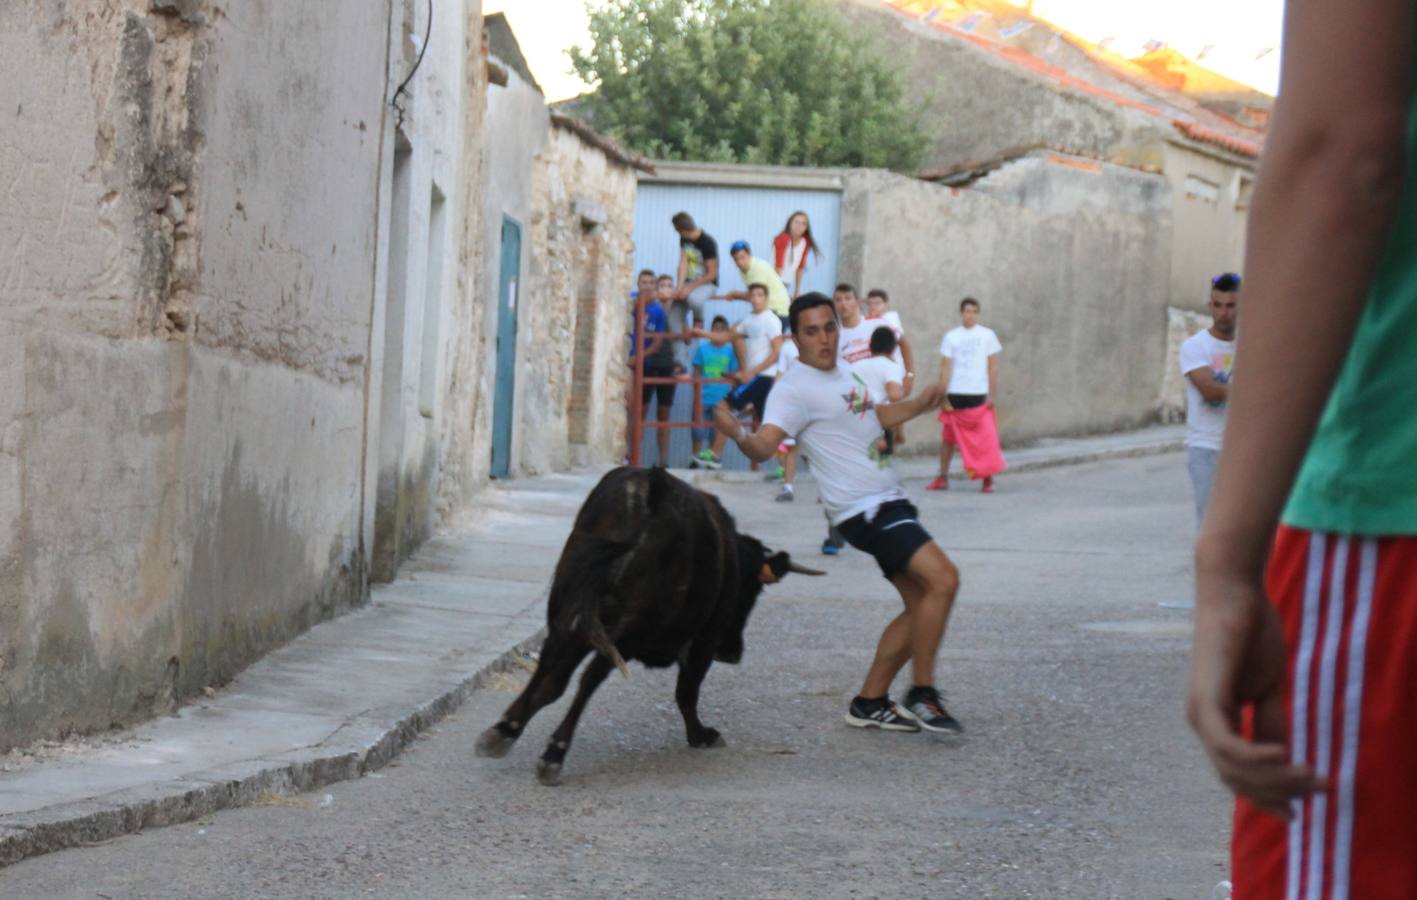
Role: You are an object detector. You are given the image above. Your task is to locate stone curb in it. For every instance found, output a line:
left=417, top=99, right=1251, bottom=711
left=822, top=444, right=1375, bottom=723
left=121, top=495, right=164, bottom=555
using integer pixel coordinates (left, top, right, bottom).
left=0, top=628, right=547, bottom=869
left=681, top=437, right=1185, bottom=485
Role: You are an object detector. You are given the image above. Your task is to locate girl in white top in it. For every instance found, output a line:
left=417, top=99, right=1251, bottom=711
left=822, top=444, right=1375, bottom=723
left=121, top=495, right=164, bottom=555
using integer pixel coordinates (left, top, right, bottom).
left=772, top=212, right=820, bottom=299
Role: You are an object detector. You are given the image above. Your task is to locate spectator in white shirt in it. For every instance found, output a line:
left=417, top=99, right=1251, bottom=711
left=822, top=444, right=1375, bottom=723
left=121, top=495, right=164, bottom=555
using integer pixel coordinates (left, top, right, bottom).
left=927, top=297, right=1003, bottom=493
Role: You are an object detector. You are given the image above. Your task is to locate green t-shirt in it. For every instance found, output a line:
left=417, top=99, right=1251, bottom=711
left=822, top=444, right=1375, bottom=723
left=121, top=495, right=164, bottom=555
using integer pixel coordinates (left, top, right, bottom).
left=1283, top=74, right=1417, bottom=535
left=740, top=256, right=791, bottom=318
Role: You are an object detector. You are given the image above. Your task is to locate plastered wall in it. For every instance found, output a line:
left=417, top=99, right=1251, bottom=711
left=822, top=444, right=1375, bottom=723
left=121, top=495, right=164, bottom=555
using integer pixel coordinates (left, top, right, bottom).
left=0, top=0, right=486, bottom=749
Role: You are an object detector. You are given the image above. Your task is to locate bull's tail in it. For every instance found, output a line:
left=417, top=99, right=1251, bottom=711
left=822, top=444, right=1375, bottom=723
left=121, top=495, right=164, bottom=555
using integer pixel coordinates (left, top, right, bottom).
left=554, top=533, right=635, bottom=678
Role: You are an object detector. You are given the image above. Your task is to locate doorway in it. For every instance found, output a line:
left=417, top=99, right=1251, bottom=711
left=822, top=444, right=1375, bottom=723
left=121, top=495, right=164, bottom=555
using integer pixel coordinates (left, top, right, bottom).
left=490, top=216, right=521, bottom=478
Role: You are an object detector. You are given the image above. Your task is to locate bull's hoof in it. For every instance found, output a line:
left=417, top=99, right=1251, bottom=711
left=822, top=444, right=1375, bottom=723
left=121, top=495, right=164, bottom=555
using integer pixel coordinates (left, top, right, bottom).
left=535, top=759, right=563, bottom=786
left=688, top=727, right=724, bottom=749
left=475, top=725, right=517, bottom=758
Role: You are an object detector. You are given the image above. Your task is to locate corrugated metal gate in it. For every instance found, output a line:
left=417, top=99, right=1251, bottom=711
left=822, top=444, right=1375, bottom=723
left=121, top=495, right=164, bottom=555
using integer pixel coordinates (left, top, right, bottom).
left=631, top=169, right=842, bottom=469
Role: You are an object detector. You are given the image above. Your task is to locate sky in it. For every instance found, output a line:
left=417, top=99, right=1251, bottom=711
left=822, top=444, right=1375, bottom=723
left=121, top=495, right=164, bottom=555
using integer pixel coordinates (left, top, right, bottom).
left=483, top=0, right=1285, bottom=102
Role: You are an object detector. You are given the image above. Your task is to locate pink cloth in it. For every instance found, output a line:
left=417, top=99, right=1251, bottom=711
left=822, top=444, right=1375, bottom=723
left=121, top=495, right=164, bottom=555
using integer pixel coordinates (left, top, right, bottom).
left=938, top=406, right=1006, bottom=479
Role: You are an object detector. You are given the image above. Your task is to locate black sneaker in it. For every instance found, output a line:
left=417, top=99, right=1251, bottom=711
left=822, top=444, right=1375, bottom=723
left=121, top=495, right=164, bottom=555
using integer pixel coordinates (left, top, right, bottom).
left=844, top=696, right=921, bottom=732
left=903, top=686, right=964, bottom=735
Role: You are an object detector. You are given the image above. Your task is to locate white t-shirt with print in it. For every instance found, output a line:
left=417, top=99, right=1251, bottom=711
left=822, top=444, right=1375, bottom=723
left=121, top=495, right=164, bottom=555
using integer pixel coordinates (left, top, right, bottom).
left=1179, top=329, right=1235, bottom=451
left=939, top=325, right=1002, bottom=395
left=852, top=355, right=905, bottom=407
left=763, top=363, right=905, bottom=524
left=734, top=309, right=784, bottom=373
left=838, top=316, right=901, bottom=366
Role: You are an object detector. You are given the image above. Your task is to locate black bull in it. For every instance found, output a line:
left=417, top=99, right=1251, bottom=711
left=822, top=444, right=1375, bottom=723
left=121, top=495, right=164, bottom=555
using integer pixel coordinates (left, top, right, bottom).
left=475, top=466, right=820, bottom=784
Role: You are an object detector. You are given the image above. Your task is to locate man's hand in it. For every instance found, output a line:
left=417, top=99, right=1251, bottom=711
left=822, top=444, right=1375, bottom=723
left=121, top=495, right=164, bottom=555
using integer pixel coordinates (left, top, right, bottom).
left=673, top=285, right=690, bottom=301
left=985, top=394, right=995, bottom=410
left=732, top=370, right=751, bottom=385
left=711, top=403, right=744, bottom=440
left=1188, top=566, right=1326, bottom=817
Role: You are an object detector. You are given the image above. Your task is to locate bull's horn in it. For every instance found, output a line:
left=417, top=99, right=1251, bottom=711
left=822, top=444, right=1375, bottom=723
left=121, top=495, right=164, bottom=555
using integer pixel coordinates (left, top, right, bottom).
left=786, top=561, right=826, bottom=576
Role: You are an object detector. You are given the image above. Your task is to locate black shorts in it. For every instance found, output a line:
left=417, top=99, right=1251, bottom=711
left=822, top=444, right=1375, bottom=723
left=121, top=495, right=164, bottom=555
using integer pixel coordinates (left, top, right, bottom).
left=641, top=358, right=677, bottom=409
left=725, top=375, right=774, bottom=413
left=835, top=500, right=932, bottom=580
left=947, top=393, right=987, bottom=410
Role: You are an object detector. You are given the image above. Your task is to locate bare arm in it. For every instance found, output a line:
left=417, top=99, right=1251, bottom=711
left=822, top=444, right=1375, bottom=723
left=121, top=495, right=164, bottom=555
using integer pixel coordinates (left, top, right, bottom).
left=711, top=406, right=787, bottom=463
left=729, top=333, right=750, bottom=381
left=936, top=357, right=954, bottom=408
left=885, top=380, right=905, bottom=403
left=1185, top=367, right=1229, bottom=404
left=877, top=383, right=945, bottom=429
left=898, top=335, right=916, bottom=395
left=1188, top=0, right=1412, bottom=816
left=986, top=353, right=999, bottom=407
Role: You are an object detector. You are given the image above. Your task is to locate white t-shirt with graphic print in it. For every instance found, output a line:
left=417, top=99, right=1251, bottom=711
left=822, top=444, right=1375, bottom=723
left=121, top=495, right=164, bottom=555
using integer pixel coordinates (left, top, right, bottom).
left=763, top=362, right=905, bottom=524
left=1179, top=329, right=1235, bottom=451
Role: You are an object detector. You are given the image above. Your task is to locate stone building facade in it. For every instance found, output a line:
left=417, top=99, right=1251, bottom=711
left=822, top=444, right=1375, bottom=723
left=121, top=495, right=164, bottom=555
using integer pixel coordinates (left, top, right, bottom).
left=0, top=4, right=637, bottom=751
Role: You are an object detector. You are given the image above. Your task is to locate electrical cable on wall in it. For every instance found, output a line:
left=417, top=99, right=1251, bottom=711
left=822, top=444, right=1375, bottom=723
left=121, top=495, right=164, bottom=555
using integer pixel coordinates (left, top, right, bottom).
left=391, top=0, right=433, bottom=131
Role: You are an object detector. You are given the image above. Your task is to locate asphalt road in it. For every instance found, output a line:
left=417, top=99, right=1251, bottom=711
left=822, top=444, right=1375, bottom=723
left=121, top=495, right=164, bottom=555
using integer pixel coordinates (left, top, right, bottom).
left=2, top=454, right=1232, bottom=899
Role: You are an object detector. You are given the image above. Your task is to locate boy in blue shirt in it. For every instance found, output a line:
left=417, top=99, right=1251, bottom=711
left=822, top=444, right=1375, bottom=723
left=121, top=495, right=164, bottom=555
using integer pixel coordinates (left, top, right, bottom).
left=688, top=316, right=738, bottom=466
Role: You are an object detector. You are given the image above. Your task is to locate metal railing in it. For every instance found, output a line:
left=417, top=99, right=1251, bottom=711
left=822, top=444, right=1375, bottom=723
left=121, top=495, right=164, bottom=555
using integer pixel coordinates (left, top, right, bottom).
left=628, top=295, right=759, bottom=469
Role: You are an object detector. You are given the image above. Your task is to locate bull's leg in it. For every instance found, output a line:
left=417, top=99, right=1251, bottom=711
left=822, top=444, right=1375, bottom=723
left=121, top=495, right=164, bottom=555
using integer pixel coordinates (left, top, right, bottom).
left=676, top=647, right=724, bottom=749
left=475, top=634, right=589, bottom=759
left=536, top=654, right=614, bottom=786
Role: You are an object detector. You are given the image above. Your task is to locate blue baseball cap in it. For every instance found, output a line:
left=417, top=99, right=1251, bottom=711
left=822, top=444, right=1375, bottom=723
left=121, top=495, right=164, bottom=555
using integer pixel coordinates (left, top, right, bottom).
left=729, top=240, right=751, bottom=254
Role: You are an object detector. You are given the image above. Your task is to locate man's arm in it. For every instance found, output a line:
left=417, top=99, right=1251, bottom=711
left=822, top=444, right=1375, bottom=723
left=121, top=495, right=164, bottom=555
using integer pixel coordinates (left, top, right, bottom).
left=877, top=383, right=945, bottom=429
left=675, top=251, right=688, bottom=291
left=884, top=380, right=905, bottom=403
left=1185, top=367, right=1228, bottom=404
left=986, top=353, right=999, bottom=408
left=712, top=405, right=787, bottom=463
left=898, top=335, right=916, bottom=395
left=1188, top=0, right=1412, bottom=816
left=936, top=357, right=954, bottom=409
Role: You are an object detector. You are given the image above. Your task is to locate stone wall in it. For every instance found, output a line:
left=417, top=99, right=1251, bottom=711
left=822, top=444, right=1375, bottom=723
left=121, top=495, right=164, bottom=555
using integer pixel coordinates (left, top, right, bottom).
left=526, top=126, right=637, bottom=471
left=839, top=152, right=1173, bottom=448
left=0, top=1, right=486, bottom=750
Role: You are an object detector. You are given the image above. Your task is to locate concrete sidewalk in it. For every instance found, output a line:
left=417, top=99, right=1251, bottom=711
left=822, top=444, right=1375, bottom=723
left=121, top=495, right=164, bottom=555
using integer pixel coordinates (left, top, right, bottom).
left=0, top=424, right=1183, bottom=867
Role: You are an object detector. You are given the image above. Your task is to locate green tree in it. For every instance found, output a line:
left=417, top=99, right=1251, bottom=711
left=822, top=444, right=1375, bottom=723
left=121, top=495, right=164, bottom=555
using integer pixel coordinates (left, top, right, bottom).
left=568, top=0, right=931, bottom=170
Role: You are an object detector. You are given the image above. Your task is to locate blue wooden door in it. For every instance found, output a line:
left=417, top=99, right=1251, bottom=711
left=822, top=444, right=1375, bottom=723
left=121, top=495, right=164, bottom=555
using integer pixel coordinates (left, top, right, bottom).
left=491, top=217, right=520, bottom=478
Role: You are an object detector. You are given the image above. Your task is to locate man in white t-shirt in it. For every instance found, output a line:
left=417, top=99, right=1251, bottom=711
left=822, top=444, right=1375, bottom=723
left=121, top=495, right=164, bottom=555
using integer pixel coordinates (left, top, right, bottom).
left=823, top=284, right=917, bottom=552
left=927, top=297, right=1004, bottom=493
left=713, top=292, right=963, bottom=735
left=1179, top=273, right=1239, bottom=522
left=692, top=283, right=783, bottom=469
